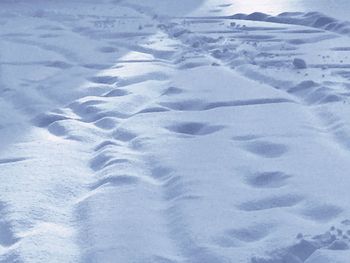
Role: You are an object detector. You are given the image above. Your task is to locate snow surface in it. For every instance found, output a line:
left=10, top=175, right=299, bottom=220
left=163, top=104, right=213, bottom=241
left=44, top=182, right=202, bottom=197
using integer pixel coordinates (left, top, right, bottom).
left=1, top=1, right=350, bottom=262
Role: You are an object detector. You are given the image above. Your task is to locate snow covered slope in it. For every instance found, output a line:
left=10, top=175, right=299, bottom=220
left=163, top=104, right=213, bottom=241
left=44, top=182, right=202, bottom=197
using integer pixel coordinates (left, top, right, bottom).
left=1, top=1, right=350, bottom=263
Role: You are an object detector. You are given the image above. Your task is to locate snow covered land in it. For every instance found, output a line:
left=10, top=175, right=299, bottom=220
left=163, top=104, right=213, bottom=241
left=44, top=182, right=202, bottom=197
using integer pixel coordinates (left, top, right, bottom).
left=1, top=0, right=350, bottom=262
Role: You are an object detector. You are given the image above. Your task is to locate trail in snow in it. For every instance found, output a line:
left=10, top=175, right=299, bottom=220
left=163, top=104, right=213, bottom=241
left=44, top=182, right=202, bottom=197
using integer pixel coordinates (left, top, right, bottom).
left=1, top=1, right=350, bottom=263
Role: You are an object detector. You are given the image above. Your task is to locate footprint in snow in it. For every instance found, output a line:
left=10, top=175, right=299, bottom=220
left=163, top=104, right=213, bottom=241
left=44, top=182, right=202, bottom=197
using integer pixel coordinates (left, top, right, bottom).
left=166, top=122, right=225, bottom=136
left=215, top=223, right=275, bottom=248
left=300, top=203, right=343, bottom=222
left=88, top=76, right=119, bottom=85
left=243, top=141, right=289, bottom=158
left=239, top=194, right=303, bottom=211
left=246, top=171, right=291, bottom=188
left=0, top=202, right=20, bottom=247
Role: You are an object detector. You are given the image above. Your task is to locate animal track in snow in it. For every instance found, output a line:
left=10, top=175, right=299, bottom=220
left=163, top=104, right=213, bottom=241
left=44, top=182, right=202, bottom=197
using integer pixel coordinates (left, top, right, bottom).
left=90, top=175, right=139, bottom=190
left=0, top=203, right=19, bottom=247
left=161, top=86, right=184, bottom=96
left=88, top=76, right=119, bottom=85
left=300, top=204, right=343, bottom=222
left=218, top=223, right=274, bottom=246
left=150, top=166, right=173, bottom=181
left=232, top=135, right=261, bottom=141
left=113, top=128, right=138, bottom=142
left=93, top=117, right=118, bottom=130
left=94, top=140, right=120, bottom=152
left=136, top=106, right=170, bottom=114
left=243, top=141, right=289, bottom=158
left=246, top=171, right=291, bottom=188
left=103, top=89, right=130, bottom=97
left=239, top=194, right=303, bottom=211
left=90, top=152, right=115, bottom=171
left=33, top=114, right=70, bottom=128
left=98, top=46, right=119, bottom=53
left=47, top=121, right=69, bottom=137
left=166, top=122, right=225, bottom=136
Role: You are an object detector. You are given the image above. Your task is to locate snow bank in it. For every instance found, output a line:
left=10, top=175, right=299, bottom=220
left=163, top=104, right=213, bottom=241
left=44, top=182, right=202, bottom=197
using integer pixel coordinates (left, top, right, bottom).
left=229, top=11, right=350, bottom=35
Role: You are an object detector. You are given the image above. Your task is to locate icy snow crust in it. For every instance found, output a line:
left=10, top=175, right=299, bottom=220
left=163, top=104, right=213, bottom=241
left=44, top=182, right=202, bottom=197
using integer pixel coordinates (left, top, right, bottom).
left=1, top=0, right=350, bottom=262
